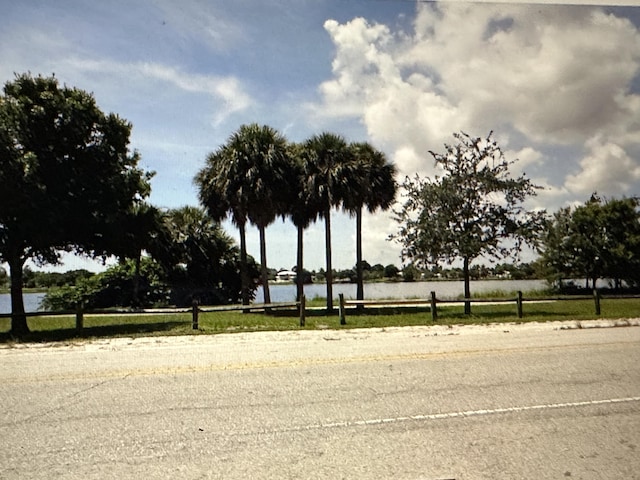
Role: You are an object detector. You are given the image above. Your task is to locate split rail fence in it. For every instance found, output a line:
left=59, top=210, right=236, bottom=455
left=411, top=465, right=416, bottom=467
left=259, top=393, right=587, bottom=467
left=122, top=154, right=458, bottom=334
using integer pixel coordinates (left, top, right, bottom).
left=0, top=300, right=304, bottom=332
left=337, top=290, right=640, bottom=325
left=1, top=289, right=638, bottom=333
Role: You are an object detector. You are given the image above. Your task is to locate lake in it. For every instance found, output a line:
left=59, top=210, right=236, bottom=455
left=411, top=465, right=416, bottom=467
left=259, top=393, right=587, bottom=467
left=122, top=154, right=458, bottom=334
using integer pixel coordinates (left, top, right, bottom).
left=0, top=292, right=47, bottom=314
left=0, top=279, right=548, bottom=313
left=255, top=279, right=548, bottom=303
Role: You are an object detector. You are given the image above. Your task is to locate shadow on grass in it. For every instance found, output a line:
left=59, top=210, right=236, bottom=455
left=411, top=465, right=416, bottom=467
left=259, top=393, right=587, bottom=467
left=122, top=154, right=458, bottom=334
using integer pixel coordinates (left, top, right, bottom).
left=270, top=306, right=433, bottom=317
left=0, top=321, right=188, bottom=344
left=269, top=308, right=337, bottom=318
left=347, top=307, right=432, bottom=317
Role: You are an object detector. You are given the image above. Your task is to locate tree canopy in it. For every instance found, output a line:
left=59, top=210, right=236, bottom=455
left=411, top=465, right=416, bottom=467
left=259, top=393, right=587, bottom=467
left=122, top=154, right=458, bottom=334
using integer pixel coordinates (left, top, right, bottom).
left=152, top=206, right=259, bottom=306
left=302, top=132, right=355, bottom=312
left=195, top=124, right=290, bottom=306
left=541, top=194, right=640, bottom=289
left=0, top=73, right=153, bottom=335
left=282, top=142, right=325, bottom=303
left=344, top=142, right=397, bottom=302
left=392, top=131, right=546, bottom=313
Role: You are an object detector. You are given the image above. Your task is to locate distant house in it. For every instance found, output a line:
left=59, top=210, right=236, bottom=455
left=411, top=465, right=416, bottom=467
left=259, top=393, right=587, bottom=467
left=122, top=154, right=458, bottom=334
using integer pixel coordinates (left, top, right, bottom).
left=275, top=270, right=297, bottom=282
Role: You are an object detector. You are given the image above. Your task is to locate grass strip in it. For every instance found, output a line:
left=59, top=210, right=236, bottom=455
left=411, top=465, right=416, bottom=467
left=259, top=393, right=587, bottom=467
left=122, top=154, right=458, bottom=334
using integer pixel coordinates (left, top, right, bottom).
left=1, top=297, right=639, bottom=344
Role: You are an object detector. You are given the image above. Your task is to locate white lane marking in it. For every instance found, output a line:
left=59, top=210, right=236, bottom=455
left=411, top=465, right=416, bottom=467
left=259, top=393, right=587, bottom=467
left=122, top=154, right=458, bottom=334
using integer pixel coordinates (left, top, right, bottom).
left=300, top=396, right=640, bottom=432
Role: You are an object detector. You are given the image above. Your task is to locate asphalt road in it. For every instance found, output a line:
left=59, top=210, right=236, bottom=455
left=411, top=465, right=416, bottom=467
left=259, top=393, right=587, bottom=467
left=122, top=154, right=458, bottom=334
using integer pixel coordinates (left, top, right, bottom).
left=1, top=320, right=639, bottom=479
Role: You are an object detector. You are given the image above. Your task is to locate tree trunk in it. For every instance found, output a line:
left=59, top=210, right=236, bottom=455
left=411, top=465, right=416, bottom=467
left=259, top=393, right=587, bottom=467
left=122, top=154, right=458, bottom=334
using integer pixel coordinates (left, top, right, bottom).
left=324, top=207, right=334, bottom=313
left=133, top=252, right=141, bottom=308
left=239, top=223, right=250, bottom=307
left=463, top=256, right=471, bottom=315
left=296, top=224, right=304, bottom=303
left=356, top=207, right=364, bottom=306
left=9, top=255, right=29, bottom=336
left=258, top=224, right=271, bottom=305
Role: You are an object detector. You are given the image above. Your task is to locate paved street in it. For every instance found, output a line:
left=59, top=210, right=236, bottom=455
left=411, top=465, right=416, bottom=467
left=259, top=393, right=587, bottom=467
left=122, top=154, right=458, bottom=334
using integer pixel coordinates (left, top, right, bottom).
left=1, top=320, right=639, bottom=479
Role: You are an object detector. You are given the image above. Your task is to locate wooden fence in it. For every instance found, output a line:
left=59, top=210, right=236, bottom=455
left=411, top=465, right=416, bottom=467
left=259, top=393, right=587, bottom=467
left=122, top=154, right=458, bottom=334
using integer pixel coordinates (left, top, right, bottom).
left=2, top=289, right=639, bottom=333
left=0, top=300, right=304, bottom=332
left=337, top=290, right=640, bottom=325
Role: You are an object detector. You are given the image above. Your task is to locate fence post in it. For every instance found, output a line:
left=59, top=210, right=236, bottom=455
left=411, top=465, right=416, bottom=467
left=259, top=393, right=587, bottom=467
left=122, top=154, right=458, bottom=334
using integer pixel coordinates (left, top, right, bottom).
left=593, top=289, right=601, bottom=316
left=517, top=291, right=523, bottom=319
left=430, top=291, right=437, bottom=322
left=192, top=299, right=199, bottom=330
left=339, top=293, right=346, bottom=325
left=75, top=306, right=84, bottom=332
left=299, top=295, right=306, bottom=327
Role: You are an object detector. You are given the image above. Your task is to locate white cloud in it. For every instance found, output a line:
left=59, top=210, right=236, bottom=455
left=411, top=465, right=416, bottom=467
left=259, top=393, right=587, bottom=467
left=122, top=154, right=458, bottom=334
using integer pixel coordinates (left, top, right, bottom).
left=314, top=3, right=640, bottom=215
left=505, top=147, right=544, bottom=174
left=566, top=136, right=640, bottom=197
left=403, top=5, right=640, bottom=146
left=61, top=59, right=252, bottom=126
left=319, top=18, right=395, bottom=117
left=137, top=63, right=252, bottom=124
left=361, top=210, right=400, bottom=267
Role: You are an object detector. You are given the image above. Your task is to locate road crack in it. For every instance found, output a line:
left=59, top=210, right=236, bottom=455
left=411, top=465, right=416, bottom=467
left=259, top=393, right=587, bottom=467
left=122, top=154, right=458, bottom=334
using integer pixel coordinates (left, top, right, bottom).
left=2, top=373, right=132, bottom=427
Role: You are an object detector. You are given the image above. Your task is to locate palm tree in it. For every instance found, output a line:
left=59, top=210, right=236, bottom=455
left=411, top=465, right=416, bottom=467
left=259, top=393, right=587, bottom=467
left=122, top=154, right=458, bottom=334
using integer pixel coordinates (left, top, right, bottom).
left=344, top=142, right=397, bottom=303
left=195, top=124, right=290, bottom=305
left=195, top=146, right=252, bottom=305
left=284, top=143, right=324, bottom=303
left=114, top=202, right=164, bottom=307
left=148, top=206, right=252, bottom=305
left=302, top=132, right=354, bottom=313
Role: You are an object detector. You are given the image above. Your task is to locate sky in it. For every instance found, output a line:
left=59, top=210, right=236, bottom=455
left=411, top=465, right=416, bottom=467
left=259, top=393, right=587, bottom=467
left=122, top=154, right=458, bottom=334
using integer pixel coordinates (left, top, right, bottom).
left=2, top=0, right=640, bottom=273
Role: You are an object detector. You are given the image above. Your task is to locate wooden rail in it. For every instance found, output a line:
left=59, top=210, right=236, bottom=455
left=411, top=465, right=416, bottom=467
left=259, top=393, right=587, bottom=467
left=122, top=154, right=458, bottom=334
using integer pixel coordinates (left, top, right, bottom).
left=0, top=299, right=305, bottom=331
left=3, top=290, right=639, bottom=332
left=338, top=290, right=640, bottom=325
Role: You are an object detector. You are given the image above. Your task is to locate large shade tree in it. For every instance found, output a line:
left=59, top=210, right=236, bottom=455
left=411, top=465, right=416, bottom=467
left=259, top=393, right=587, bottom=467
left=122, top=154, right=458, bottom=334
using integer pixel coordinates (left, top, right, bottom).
left=392, top=131, right=546, bottom=314
left=195, top=124, right=289, bottom=305
left=0, top=73, right=152, bottom=335
left=541, top=195, right=640, bottom=289
left=302, top=132, right=355, bottom=313
left=344, top=142, right=397, bottom=303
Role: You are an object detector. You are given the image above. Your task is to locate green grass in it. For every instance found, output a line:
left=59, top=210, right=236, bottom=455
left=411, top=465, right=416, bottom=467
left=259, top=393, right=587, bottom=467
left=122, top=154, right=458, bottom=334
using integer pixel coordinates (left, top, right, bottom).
left=1, top=297, right=638, bottom=344
left=464, top=288, right=555, bottom=299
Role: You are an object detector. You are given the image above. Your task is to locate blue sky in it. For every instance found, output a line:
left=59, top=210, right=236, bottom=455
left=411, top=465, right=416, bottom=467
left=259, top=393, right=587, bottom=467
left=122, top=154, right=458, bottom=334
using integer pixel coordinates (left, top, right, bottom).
left=2, top=0, right=640, bottom=273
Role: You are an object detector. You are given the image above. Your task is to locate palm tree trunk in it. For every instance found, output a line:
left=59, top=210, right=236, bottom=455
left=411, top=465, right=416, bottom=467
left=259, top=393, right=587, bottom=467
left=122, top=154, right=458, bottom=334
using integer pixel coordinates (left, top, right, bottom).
left=258, top=224, right=271, bottom=305
left=296, top=224, right=304, bottom=303
left=324, top=207, right=334, bottom=313
left=239, top=223, right=250, bottom=307
left=463, top=256, right=471, bottom=315
left=9, top=255, right=29, bottom=336
left=356, top=207, right=364, bottom=306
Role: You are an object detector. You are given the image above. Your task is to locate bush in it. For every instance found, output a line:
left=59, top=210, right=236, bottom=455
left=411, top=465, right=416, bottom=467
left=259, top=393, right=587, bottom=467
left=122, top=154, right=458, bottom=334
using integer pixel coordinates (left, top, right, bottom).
left=42, top=256, right=258, bottom=310
left=43, top=259, right=169, bottom=310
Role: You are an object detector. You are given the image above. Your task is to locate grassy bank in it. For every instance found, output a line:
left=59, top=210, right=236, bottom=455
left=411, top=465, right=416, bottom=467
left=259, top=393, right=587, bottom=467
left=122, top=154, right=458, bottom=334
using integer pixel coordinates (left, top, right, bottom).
left=1, top=296, right=639, bottom=344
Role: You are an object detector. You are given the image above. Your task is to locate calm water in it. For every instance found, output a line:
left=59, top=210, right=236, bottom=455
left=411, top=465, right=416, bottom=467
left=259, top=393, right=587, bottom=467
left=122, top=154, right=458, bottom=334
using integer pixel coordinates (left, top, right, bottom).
left=255, top=279, right=547, bottom=303
left=0, top=279, right=548, bottom=313
left=0, top=292, right=46, bottom=314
